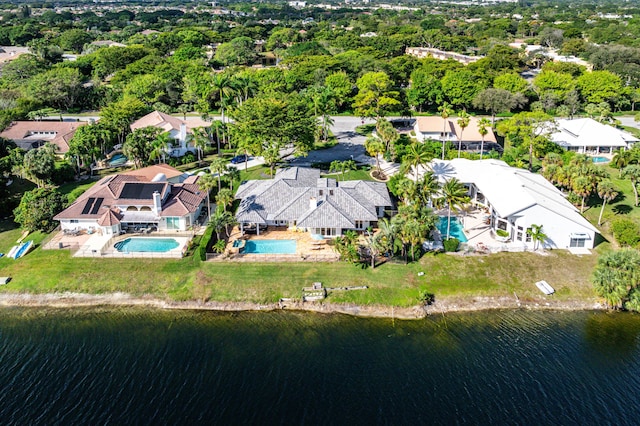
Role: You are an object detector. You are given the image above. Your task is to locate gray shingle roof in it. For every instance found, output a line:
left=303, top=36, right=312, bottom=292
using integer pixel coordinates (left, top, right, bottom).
left=235, top=167, right=393, bottom=228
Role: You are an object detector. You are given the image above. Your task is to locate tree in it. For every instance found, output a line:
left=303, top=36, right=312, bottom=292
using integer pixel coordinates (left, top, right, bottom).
left=440, top=178, right=469, bottom=240
left=622, top=165, right=640, bottom=207
left=593, top=249, right=640, bottom=310
left=375, top=118, right=399, bottom=159
left=456, top=111, right=470, bottom=158
left=123, top=127, right=161, bottom=169
left=325, top=71, right=353, bottom=110
left=214, top=36, right=258, bottom=66
left=533, top=70, right=575, bottom=105
left=25, top=67, right=84, bottom=110
left=210, top=74, right=235, bottom=148
left=209, top=155, right=227, bottom=191
left=215, top=188, right=234, bottom=213
left=149, top=132, right=171, bottom=164
left=441, top=69, right=487, bottom=110
left=572, top=175, right=595, bottom=213
left=190, top=127, right=210, bottom=163
left=477, top=118, right=491, bottom=159
left=404, top=142, right=431, bottom=181
left=353, top=71, right=401, bottom=119
left=364, top=136, right=385, bottom=176
left=407, top=68, right=443, bottom=112
left=13, top=187, right=65, bottom=232
left=526, top=224, right=547, bottom=251
left=23, top=143, right=56, bottom=187
left=597, top=180, right=618, bottom=226
left=223, top=166, right=241, bottom=192
left=577, top=70, right=623, bottom=106
left=58, top=29, right=94, bottom=53
left=472, top=88, right=527, bottom=123
left=100, top=97, right=148, bottom=146
left=197, top=173, right=216, bottom=220
left=612, top=149, right=633, bottom=177
left=496, top=111, right=554, bottom=171
left=438, top=102, right=453, bottom=160
left=230, top=93, right=316, bottom=176
left=493, top=73, right=529, bottom=95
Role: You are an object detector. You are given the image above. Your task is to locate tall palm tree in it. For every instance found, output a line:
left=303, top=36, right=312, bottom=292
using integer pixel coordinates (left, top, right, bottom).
left=376, top=217, right=397, bottom=257
left=456, top=111, right=470, bottom=158
left=440, top=177, right=469, bottom=240
left=211, top=74, right=235, bottom=147
left=438, top=102, right=453, bottom=160
left=477, top=118, right=490, bottom=159
left=622, top=165, right=640, bottom=207
left=149, top=132, right=171, bottom=164
left=572, top=175, right=594, bottom=213
left=215, top=188, right=234, bottom=212
left=232, top=75, right=257, bottom=106
left=224, top=166, right=241, bottom=192
left=365, top=136, right=386, bottom=176
left=597, top=180, right=618, bottom=226
left=197, top=173, right=217, bottom=220
left=209, top=155, right=227, bottom=191
left=190, top=127, right=210, bottom=164
left=612, top=149, right=633, bottom=177
left=405, top=142, right=431, bottom=181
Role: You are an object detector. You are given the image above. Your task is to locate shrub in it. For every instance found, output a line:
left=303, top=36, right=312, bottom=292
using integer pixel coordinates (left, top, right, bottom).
left=496, top=228, right=509, bottom=238
left=611, top=218, right=640, bottom=247
left=443, top=237, right=460, bottom=252
left=52, top=162, right=75, bottom=185
left=198, top=223, right=215, bottom=261
left=13, top=187, right=65, bottom=232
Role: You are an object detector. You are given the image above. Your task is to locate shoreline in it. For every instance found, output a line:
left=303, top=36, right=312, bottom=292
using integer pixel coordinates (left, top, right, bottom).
left=0, top=292, right=605, bottom=319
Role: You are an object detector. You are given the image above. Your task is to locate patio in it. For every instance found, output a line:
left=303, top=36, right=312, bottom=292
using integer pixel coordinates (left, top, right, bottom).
left=217, top=226, right=340, bottom=262
left=447, top=208, right=530, bottom=253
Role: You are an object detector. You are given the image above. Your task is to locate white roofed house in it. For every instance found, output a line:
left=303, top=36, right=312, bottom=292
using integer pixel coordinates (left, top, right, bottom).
left=234, top=167, right=393, bottom=238
left=550, top=118, right=638, bottom=155
left=416, top=159, right=599, bottom=251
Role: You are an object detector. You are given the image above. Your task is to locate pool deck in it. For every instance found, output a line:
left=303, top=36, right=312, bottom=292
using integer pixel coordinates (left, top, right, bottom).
left=218, top=227, right=339, bottom=262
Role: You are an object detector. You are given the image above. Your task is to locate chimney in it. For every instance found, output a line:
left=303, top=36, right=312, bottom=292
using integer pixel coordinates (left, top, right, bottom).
left=153, top=191, right=162, bottom=215
left=179, top=123, right=187, bottom=147
left=309, top=197, right=317, bottom=210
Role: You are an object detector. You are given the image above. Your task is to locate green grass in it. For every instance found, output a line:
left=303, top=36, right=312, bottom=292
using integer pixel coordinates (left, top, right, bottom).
left=0, top=217, right=600, bottom=307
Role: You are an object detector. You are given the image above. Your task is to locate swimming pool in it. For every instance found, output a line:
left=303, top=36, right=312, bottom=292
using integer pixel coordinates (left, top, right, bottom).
left=592, top=156, right=610, bottom=164
left=109, top=153, right=128, bottom=167
left=114, top=237, right=180, bottom=253
left=242, top=239, right=297, bottom=254
left=437, top=216, right=468, bottom=243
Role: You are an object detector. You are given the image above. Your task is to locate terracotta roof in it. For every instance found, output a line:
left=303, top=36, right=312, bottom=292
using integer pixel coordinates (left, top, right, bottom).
left=54, top=165, right=204, bottom=222
left=122, top=164, right=184, bottom=181
left=97, top=209, right=122, bottom=226
left=415, top=116, right=497, bottom=143
left=0, top=121, right=87, bottom=154
left=130, top=111, right=185, bottom=133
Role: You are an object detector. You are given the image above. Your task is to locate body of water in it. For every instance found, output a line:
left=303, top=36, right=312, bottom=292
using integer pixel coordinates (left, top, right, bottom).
left=1, top=308, right=639, bottom=425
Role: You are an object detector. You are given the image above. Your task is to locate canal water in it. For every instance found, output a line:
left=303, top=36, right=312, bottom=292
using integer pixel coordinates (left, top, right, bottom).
left=1, top=308, right=639, bottom=425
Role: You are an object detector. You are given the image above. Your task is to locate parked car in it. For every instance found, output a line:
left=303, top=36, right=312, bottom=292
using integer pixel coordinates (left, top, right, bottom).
left=231, top=154, right=251, bottom=164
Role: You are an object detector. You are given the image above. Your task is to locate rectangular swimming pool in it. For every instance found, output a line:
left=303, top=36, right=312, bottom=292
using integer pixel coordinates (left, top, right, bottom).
left=437, top=217, right=468, bottom=243
left=243, top=239, right=297, bottom=254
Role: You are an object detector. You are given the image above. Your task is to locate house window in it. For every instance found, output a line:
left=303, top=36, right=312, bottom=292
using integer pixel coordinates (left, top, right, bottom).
left=166, top=217, right=180, bottom=230
left=497, top=219, right=508, bottom=231
left=70, top=220, right=79, bottom=224
left=140, top=206, right=152, bottom=212
left=355, top=220, right=364, bottom=229
left=329, top=190, right=334, bottom=196
left=525, top=227, right=532, bottom=242
left=319, top=190, right=324, bottom=196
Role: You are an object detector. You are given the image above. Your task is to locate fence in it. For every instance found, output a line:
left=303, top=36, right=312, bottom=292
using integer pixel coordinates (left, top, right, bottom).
left=206, top=253, right=339, bottom=262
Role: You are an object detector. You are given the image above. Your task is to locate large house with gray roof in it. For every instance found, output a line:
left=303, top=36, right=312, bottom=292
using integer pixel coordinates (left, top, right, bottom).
left=234, top=167, right=393, bottom=237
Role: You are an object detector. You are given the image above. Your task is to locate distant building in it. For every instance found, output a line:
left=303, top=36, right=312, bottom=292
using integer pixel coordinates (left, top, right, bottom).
left=405, top=47, right=481, bottom=65
left=129, top=111, right=209, bottom=158
left=0, top=121, right=87, bottom=154
left=550, top=118, right=638, bottom=155
left=414, top=116, right=501, bottom=153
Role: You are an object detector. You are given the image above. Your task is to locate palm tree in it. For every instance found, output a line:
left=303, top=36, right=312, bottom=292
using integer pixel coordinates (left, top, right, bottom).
left=526, top=224, right=547, bottom=251
left=438, top=102, right=453, bottom=160
left=215, top=188, right=234, bottom=212
left=197, top=173, right=217, bottom=220
left=149, top=132, right=171, bottom=164
left=597, top=180, right=618, bottom=226
left=210, top=208, right=235, bottom=240
left=364, top=136, right=386, bottom=176
left=231, top=75, right=257, bottom=106
left=477, top=118, right=490, bottom=159
left=211, top=74, right=235, bottom=147
left=440, top=178, right=469, bottom=240
left=572, top=175, right=595, bottom=213
left=376, top=217, right=397, bottom=257
left=177, top=103, right=190, bottom=120
left=190, top=127, right=210, bottom=164
left=224, top=166, right=241, bottom=192
left=404, top=142, right=431, bottom=181
left=612, top=149, right=633, bottom=177
left=622, top=165, right=640, bottom=207
left=209, top=155, right=227, bottom=191
left=456, top=111, right=470, bottom=158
